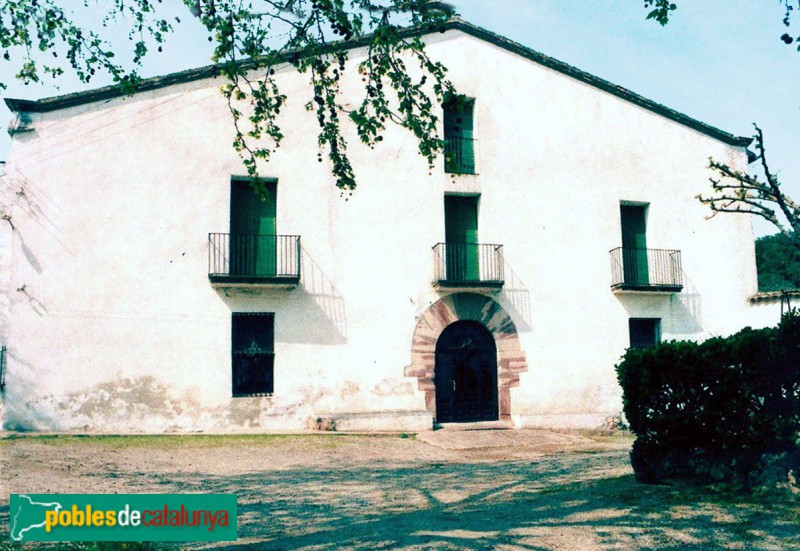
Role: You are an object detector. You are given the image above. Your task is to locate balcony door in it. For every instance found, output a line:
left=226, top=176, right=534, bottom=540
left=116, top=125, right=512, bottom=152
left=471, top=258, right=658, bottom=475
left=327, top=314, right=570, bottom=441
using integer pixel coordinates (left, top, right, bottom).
left=230, top=179, right=277, bottom=277
left=620, top=204, right=649, bottom=286
left=445, top=195, right=479, bottom=281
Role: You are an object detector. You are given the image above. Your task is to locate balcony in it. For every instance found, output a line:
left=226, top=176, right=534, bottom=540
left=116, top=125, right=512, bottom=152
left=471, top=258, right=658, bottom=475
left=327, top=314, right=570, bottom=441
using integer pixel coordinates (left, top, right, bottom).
left=610, top=247, right=683, bottom=293
left=208, top=233, right=301, bottom=287
left=433, top=243, right=504, bottom=291
left=444, top=136, right=476, bottom=175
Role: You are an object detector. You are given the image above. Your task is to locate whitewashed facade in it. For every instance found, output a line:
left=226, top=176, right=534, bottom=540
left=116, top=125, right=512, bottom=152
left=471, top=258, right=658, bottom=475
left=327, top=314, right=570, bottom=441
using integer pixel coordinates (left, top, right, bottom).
left=0, top=20, right=758, bottom=432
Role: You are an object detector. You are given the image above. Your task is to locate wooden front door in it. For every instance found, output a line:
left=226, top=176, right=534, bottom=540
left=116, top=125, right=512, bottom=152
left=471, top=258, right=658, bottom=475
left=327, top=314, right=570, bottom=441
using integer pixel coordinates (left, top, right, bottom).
left=230, top=180, right=277, bottom=276
left=435, top=320, right=498, bottom=423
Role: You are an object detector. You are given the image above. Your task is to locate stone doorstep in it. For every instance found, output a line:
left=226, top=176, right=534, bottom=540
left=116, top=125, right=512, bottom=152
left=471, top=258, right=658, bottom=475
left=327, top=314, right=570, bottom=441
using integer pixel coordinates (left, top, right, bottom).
left=416, top=427, right=599, bottom=450
left=416, top=429, right=516, bottom=450
left=435, top=421, right=513, bottom=431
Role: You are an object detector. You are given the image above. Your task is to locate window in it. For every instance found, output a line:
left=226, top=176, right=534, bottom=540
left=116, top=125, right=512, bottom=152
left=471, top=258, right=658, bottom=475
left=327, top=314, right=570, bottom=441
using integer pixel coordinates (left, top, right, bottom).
left=629, top=318, right=661, bottom=349
left=232, top=313, right=274, bottom=396
left=443, top=95, right=475, bottom=174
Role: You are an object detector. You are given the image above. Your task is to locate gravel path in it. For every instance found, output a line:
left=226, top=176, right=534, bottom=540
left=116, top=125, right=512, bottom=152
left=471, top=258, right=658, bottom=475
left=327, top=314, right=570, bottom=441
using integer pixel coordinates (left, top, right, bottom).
left=1, top=432, right=798, bottom=550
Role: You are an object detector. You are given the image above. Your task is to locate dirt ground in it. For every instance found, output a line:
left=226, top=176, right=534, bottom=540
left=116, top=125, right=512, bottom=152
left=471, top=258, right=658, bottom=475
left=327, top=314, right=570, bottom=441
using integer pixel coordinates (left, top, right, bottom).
left=1, top=431, right=798, bottom=550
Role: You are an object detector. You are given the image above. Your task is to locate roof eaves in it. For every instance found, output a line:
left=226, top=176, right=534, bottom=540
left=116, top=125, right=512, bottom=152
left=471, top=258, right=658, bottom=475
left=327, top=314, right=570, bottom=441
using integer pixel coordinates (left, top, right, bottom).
left=4, top=63, right=225, bottom=114
left=4, top=17, right=752, bottom=148
left=2, top=21, right=420, bottom=115
left=750, top=290, right=800, bottom=304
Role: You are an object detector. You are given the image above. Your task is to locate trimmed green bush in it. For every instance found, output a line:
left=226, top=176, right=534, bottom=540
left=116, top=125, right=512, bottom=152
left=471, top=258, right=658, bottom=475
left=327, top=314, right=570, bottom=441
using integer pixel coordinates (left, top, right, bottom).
left=617, top=313, right=800, bottom=485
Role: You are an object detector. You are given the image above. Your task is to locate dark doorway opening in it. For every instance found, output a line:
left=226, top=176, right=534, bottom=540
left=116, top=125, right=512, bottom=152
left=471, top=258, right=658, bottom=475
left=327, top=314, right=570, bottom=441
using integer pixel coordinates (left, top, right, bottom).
left=434, top=320, right=498, bottom=423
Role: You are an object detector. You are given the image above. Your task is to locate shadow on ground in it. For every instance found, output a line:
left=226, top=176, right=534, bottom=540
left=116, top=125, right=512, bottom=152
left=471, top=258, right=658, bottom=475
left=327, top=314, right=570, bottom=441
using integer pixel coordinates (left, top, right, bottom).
left=1, top=442, right=798, bottom=550
left=175, top=452, right=798, bottom=550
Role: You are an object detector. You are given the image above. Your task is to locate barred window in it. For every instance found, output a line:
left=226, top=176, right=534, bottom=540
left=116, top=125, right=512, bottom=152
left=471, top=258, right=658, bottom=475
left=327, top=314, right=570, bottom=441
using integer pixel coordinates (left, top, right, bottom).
left=232, top=313, right=274, bottom=397
left=629, top=318, right=661, bottom=349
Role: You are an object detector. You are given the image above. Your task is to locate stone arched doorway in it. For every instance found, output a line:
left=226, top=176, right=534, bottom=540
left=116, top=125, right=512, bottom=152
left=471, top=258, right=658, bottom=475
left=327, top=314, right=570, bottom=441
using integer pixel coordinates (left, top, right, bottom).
left=406, top=293, right=528, bottom=423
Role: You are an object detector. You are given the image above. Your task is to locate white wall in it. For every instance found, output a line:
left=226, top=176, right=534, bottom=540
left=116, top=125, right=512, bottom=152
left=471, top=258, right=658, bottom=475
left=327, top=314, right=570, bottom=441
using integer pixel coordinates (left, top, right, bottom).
left=0, top=30, right=758, bottom=432
left=748, top=297, right=795, bottom=329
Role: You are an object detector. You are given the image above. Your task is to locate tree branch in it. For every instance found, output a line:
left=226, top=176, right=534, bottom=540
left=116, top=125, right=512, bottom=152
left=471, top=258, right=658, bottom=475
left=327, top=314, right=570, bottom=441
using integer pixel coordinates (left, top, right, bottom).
left=700, top=123, right=800, bottom=252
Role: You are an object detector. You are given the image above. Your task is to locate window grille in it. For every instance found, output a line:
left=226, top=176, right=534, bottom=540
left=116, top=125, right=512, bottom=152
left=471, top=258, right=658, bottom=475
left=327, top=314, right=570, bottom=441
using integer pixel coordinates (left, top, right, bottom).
left=232, top=314, right=274, bottom=397
left=629, top=319, right=661, bottom=349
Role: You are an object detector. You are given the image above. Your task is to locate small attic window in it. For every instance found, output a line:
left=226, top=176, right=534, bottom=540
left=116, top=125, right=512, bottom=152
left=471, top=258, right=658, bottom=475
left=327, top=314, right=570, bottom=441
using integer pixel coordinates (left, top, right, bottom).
left=443, top=94, right=475, bottom=174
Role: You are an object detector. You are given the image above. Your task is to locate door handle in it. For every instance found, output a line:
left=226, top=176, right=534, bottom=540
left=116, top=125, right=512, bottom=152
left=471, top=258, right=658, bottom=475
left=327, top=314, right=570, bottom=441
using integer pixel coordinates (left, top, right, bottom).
left=452, top=380, right=456, bottom=391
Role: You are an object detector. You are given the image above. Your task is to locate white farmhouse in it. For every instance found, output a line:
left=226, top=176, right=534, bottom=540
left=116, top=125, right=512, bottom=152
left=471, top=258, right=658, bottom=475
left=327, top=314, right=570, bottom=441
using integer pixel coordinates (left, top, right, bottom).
left=0, top=19, right=758, bottom=433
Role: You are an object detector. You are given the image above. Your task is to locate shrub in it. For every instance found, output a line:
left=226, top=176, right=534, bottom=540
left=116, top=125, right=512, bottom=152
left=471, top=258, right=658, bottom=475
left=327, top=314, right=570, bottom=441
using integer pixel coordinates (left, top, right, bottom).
left=617, top=313, right=800, bottom=485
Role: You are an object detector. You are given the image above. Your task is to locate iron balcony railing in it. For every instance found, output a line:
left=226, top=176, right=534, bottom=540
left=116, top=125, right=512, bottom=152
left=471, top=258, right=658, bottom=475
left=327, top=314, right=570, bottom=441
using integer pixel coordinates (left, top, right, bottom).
left=433, top=243, right=504, bottom=287
left=610, top=247, right=683, bottom=291
left=444, top=135, right=476, bottom=174
left=209, top=234, right=301, bottom=282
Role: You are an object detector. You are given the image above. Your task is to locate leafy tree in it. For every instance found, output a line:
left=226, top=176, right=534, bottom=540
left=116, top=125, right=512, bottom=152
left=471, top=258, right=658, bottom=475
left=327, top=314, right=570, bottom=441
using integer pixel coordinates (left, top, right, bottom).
left=642, top=0, right=677, bottom=26
left=755, top=232, right=800, bottom=291
left=0, top=0, right=458, bottom=193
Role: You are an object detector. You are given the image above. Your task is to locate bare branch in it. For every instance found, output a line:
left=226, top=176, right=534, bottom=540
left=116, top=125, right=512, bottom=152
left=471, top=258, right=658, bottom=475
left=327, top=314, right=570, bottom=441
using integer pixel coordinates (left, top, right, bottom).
left=700, top=123, right=800, bottom=252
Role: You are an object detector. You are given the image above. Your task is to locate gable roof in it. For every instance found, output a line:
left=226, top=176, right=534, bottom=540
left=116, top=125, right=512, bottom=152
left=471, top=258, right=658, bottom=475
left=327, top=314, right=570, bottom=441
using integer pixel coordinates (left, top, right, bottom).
left=4, top=18, right=751, bottom=147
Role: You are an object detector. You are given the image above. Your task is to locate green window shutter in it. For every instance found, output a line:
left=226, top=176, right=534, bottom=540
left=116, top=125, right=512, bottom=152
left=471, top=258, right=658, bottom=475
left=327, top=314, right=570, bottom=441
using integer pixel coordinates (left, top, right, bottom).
left=445, top=195, right=479, bottom=281
left=230, top=180, right=277, bottom=276
left=443, top=98, right=473, bottom=136
left=443, top=96, right=475, bottom=174
left=620, top=205, right=649, bottom=286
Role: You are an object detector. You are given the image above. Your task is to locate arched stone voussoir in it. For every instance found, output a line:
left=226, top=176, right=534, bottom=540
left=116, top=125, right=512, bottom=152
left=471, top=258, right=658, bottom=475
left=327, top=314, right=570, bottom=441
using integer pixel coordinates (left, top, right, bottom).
left=408, top=292, right=528, bottom=421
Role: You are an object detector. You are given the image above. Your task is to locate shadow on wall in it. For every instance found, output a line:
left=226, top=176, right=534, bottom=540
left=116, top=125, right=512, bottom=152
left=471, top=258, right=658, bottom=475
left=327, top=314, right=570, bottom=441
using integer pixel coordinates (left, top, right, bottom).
left=501, top=261, right=531, bottom=333
left=3, top=169, right=80, bottom=257
left=671, top=272, right=703, bottom=336
left=614, top=271, right=703, bottom=339
left=278, top=287, right=347, bottom=345
left=17, top=232, right=42, bottom=274
left=1, top=350, right=61, bottom=431
left=0, top=286, right=7, bottom=339
left=14, top=284, right=48, bottom=317
left=213, top=246, right=347, bottom=346
left=295, top=247, right=347, bottom=344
